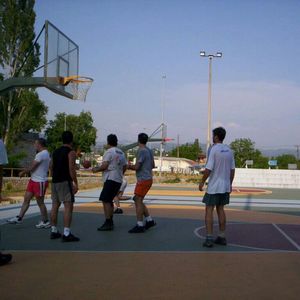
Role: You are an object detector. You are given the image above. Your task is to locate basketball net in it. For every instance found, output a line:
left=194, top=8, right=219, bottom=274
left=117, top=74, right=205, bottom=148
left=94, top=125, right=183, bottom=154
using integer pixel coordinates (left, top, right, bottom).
left=61, top=76, right=94, bottom=101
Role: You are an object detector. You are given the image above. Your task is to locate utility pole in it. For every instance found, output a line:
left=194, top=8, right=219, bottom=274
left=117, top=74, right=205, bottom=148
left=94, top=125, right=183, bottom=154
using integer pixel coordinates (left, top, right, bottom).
left=177, top=134, right=180, bottom=158
left=177, top=134, right=180, bottom=173
left=159, top=75, right=166, bottom=177
left=295, top=145, right=300, bottom=160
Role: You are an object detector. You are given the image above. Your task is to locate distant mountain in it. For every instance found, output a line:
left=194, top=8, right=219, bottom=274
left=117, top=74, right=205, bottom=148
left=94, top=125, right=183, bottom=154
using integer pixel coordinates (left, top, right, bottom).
left=260, top=148, right=297, bottom=158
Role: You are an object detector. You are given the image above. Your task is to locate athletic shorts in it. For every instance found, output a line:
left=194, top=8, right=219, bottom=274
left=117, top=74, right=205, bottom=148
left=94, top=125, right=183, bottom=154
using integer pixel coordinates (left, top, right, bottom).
left=119, top=179, right=127, bottom=193
left=99, top=180, right=122, bottom=203
left=27, top=179, right=48, bottom=198
left=202, top=192, right=230, bottom=206
left=51, top=181, right=75, bottom=203
left=134, top=179, right=153, bottom=198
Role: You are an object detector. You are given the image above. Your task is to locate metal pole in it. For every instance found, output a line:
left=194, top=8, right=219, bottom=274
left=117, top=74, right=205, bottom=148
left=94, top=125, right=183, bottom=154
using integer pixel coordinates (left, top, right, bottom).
left=64, top=115, right=67, bottom=131
left=207, top=57, right=212, bottom=153
left=159, top=75, right=166, bottom=177
left=159, top=134, right=163, bottom=177
left=177, top=134, right=180, bottom=173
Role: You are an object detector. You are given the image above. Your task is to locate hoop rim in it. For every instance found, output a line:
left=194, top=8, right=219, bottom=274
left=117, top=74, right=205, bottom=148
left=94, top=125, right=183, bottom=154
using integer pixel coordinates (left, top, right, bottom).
left=60, top=75, right=94, bottom=85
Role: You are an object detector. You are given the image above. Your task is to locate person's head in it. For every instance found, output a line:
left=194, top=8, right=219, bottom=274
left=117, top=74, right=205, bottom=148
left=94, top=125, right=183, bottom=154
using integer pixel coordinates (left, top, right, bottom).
left=107, top=134, right=118, bottom=147
left=138, top=133, right=148, bottom=145
left=34, top=138, right=47, bottom=152
left=62, top=131, right=73, bottom=145
left=212, top=127, right=226, bottom=143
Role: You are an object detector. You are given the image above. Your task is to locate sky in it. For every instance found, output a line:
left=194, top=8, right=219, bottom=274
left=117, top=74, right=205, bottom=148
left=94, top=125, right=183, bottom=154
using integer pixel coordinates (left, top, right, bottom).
left=33, top=0, right=300, bottom=149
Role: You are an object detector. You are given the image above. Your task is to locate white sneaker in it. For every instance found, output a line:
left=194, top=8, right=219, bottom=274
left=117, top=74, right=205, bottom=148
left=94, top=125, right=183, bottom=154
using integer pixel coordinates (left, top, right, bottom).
left=7, top=216, right=22, bottom=224
left=35, top=221, right=51, bottom=229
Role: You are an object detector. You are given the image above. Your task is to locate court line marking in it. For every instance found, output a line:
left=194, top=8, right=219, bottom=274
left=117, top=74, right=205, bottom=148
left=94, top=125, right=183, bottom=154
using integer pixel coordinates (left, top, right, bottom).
left=3, top=249, right=299, bottom=254
left=194, top=223, right=299, bottom=252
left=272, top=223, right=300, bottom=251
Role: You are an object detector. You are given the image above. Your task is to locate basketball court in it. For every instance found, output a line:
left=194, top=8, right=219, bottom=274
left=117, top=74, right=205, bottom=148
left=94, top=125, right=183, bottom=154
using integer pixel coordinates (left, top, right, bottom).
left=1, top=19, right=300, bottom=299
left=1, top=185, right=300, bottom=299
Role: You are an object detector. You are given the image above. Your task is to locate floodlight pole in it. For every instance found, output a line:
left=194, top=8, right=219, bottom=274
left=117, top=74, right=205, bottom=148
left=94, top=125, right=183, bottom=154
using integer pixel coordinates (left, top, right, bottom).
left=159, top=75, right=166, bottom=177
left=200, top=51, right=222, bottom=154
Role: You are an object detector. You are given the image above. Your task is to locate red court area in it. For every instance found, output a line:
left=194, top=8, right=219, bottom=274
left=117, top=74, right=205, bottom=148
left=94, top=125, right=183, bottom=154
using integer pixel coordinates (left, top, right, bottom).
left=195, top=223, right=300, bottom=251
left=231, top=187, right=271, bottom=195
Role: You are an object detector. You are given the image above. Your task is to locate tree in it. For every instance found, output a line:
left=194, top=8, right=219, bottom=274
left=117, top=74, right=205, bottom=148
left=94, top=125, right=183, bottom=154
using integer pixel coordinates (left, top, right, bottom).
left=168, top=139, right=202, bottom=161
left=0, top=0, right=48, bottom=149
left=45, top=111, right=97, bottom=153
left=230, top=138, right=268, bottom=168
left=275, top=154, right=298, bottom=169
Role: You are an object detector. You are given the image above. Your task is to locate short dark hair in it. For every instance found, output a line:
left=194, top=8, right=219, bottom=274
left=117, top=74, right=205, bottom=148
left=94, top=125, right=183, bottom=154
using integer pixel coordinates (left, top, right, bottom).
left=212, top=127, right=226, bottom=142
left=62, top=131, right=73, bottom=144
left=138, top=133, right=148, bottom=145
left=37, top=138, right=47, bottom=147
left=107, top=134, right=118, bottom=147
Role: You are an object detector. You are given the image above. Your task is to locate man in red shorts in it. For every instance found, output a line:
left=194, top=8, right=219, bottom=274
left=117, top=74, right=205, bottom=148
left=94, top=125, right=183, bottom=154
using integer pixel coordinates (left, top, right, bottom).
left=127, top=133, right=156, bottom=233
left=7, top=138, right=50, bottom=228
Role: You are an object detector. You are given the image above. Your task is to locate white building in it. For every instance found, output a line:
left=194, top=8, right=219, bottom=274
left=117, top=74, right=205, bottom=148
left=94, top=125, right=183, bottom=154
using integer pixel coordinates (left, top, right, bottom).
left=153, top=156, right=197, bottom=173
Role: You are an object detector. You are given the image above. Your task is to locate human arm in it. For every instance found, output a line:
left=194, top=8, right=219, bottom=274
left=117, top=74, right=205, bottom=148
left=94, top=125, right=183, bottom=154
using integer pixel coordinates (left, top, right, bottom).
left=19, top=160, right=40, bottom=177
left=199, top=168, right=211, bottom=191
left=92, top=161, right=109, bottom=173
left=68, top=150, right=78, bottom=194
left=230, top=169, right=235, bottom=192
left=127, top=161, right=141, bottom=171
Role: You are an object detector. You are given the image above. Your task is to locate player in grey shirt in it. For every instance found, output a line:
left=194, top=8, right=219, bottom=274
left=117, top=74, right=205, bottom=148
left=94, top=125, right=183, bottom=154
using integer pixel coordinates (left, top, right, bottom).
left=128, top=133, right=156, bottom=233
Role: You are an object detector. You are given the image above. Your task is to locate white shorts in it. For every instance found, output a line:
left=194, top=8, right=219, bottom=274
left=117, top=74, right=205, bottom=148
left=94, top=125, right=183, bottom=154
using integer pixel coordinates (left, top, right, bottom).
left=119, top=179, right=127, bottom=193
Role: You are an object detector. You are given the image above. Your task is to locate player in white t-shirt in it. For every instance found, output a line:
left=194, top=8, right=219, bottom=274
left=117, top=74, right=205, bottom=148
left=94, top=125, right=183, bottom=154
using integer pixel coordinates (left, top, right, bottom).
left=7, top=138, right=51, bottom=228
left=199, top=127, right=235, bottom=248
left=92, top=134, right=127, bottom=231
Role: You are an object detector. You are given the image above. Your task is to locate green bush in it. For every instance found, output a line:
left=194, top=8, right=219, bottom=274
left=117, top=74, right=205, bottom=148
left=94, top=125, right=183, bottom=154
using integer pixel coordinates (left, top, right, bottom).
left=186, top=177, right=200, bottom=184
left=4, top=182, right=13, bottom=191
left=7, top=152, right=27, bottom=168
left=163, top=177, right=181, bottom=183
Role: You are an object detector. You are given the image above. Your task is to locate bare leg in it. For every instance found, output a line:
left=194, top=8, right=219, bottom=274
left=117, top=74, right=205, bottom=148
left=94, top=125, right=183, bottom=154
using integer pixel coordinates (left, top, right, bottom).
left=205, top=205, right=215, bottom=235
left=50, top=201, right=61, bottom=227
left=143, top=203, right=149, bottom=217
left=18, top=192, right=34, bottom=219
left=36, top=196, right=49, bottom=222
left=114, top=191, right=123, bottom=209
left=216, top=205, right=226, bottom=232
left=103, top=202, right=113, bottom=219
left=63, top=201, right=73, bottom=228
left=133, top=195, right=145, bottom=222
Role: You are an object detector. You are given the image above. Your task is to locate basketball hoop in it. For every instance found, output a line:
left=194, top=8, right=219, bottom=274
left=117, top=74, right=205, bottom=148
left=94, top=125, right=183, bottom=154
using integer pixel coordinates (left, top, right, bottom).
left=60, top=76, right=94, bottom=101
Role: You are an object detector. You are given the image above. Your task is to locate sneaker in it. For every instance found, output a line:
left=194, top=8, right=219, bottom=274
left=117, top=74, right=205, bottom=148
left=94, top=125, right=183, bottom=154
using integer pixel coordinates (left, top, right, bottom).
left=145, top=220, right=156, bottom=230
left=7, top=216, right=22, bottom=224
left=97, top=221, right=114, bottom=231
left=128, top=225, right=145, bottom=233
left=114, top=208, right=123, bottom=214
left=62, top=233, right=80, bottom=242
left=203, top=239, right=214, bottom=248
left=50, top=231, right=62, bottom=239
left=35, top=221, right=51, bottom=229
left=0, top=253, right=12, bottom=266
left=214, top=236, right=227, bottom=246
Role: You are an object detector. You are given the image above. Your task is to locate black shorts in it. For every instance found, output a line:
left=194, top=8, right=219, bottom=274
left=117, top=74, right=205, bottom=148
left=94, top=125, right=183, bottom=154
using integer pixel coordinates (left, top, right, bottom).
left=202, top=192, right=230, bottom=206
left=99, top=180, right=122, bottom=203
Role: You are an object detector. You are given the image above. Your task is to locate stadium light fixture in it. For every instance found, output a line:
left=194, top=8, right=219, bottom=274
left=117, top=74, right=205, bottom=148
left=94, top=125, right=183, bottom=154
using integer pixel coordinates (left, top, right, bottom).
left=200, top=51, right=223, bottom=153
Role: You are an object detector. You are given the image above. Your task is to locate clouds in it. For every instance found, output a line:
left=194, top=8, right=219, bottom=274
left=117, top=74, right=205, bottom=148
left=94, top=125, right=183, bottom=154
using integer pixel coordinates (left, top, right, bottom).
left=40, top=78, right=299, bottom=148
left=164, top=80, right=300, bottom=146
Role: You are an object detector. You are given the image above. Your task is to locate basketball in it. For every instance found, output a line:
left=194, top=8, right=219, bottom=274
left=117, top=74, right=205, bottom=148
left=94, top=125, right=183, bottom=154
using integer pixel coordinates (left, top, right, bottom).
left=82, top=160, right=91, bottom=169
